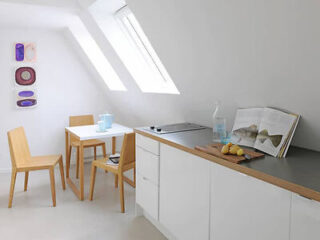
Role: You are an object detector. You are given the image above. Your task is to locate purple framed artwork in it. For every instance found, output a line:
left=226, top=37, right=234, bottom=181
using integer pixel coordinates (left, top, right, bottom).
left=14, top=42, right=38, bottom=109
left=15, top=43, right=36, bottom=62
left=16, top=89, right=37, bottom=108
left=15, top=67, right=36, bottom=86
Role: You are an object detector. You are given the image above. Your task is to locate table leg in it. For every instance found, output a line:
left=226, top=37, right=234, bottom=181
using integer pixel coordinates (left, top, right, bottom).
left=79, top=141, right=84, bottom=200
left=112, top=136, right=116, bottom=154
left=65, top=131, right=70, bottom=178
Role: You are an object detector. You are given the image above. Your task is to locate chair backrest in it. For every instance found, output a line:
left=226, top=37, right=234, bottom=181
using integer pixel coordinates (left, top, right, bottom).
left=119, top=133, right=135, bottom=169
left=69, top=115, right=94, bottom=143
left=7, top=127, right=32, bottom=168
left=69, top=115, right=94, bottom=127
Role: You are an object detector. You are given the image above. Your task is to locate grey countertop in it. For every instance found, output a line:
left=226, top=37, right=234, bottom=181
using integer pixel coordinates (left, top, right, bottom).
left=135, top=127, right=320, bottom=198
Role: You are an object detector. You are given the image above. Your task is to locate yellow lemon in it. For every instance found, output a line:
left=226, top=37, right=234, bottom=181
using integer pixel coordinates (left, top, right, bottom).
left=237, top=148, right=244, bottom=156
left=221, top=145, right=229, bottom=154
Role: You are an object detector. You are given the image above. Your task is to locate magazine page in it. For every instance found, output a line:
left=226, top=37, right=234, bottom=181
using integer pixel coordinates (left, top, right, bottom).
left=254, top=108, right=296, bottom=157
left=231, top=108, right=264, bottom=147
left=282, top=114, right=300, bottom=157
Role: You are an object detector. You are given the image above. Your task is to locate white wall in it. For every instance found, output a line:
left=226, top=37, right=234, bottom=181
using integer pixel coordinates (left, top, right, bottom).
left=0, top=28, right=112, bottom=171
left=101, top=0, right=320, bottom=152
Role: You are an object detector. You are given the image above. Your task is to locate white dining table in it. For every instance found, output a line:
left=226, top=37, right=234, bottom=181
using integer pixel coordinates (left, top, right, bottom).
left=65, top=123, right=133, bottom=200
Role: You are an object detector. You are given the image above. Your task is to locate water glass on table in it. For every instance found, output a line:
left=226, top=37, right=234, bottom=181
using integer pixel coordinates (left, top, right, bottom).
left=97, top=120, right=106, bottom=132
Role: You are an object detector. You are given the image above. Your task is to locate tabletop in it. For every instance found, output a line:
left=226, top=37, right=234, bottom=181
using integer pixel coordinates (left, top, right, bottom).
left=65, top=123, right=133, bottom=141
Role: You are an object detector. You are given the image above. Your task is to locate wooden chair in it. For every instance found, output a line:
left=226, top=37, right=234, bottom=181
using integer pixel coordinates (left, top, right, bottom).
left=89, top=133, right=136, bottom=213
left=7, top=127, right=66, bottom=208
left=69, top=115, right=107, bottom=179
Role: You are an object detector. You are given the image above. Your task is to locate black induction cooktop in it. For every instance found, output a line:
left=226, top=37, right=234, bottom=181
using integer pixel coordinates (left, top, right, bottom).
left=144, top=123, right=207, bottom=134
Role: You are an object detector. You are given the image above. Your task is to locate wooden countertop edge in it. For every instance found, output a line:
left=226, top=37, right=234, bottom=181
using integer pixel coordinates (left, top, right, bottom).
left=134, top=129, right=320, bottom=202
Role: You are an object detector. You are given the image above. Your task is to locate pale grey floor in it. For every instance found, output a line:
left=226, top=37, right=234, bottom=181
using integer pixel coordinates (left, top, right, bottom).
left=0, top=162, right=166, bottom=240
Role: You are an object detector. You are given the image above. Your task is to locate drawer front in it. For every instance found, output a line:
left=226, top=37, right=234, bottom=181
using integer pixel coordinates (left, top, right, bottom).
left=291, top=193, right=320, bottom=240
left=136, top=133, right=159, bottom=155
left=136, top=146, right=159, bottom=185
left=136, top=173, right=159, bottom=220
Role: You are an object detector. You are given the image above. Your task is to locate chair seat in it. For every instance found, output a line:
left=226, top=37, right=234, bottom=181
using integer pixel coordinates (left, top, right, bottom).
left=17, top=155, right=61, bottom=170
left=93, top=158, right=118, bottom=173
left=71, top=139, right=105, bottom=148
left=93, top=158, right=135, bottom=173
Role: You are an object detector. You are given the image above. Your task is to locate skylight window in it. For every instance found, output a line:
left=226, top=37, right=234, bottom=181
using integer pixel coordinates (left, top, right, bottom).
left=69, top=19, right=126, bottom=91
left=115, top=6, right=179, bottom=94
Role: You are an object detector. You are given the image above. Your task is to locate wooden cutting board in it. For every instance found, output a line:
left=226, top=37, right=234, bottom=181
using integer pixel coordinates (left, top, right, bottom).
left=195, top=143, right=264, bottom=164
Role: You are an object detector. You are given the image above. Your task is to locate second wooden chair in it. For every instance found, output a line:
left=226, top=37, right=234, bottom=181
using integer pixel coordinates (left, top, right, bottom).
left=89, top=133, right=136, bottom=213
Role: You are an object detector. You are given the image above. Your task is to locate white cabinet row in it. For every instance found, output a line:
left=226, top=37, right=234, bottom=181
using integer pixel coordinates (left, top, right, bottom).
left=135, top=134, right=320, bottom=240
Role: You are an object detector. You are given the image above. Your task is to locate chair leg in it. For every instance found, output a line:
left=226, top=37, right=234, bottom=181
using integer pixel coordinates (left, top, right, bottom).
left=49, top=167, right=56, bottom=207
left=102, top=144, right=108, bottom=173
left=94, top=146, right=97, bottom=160
left=119, top=173, right=125, bottom=213
left=67, top=145, right=72, bottom=178
left=76, top=147, right=79, bottom=179
left=8, top=170, right=17, bottom=208
left=102, top=143, right=106, bottom=158
left=59, top=158, right=66, bottom=190
left=89, top=164, right=97, bottom=201
left=115, top=174, right=118, bottom=188
left=24, top=171, right=29, bottom=191
left=112, top=137, right=116, bottom=154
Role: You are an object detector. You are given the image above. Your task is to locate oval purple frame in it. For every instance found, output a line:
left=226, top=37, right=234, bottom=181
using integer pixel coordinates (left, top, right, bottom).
left=17, top=99, right=37, bottom=107
left=15, top=67, right=36, bottom=86
left=18, top=90, right=34, bottom=98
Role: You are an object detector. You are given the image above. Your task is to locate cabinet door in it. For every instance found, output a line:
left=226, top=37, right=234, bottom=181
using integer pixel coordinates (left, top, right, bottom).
left=136, top=146, right=159, bottom=185
left=136, top=173, right=159, bottom=220
left=211, top=163, right=291, bottom=240
left=159, top=144, right=210, bottom=240
left=291, top=193, right=320, bottom=240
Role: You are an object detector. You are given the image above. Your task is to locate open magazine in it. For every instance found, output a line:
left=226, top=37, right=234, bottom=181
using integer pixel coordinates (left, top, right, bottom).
left=231, top=108, right=300, bottom=157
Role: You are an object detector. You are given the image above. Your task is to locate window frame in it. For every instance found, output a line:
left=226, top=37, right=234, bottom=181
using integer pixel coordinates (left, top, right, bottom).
left=115, top=6, right=179, bottom=94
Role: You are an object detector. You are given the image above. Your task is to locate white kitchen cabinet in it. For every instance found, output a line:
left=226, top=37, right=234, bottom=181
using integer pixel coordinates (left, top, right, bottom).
left=290, top=193, right=320, bottom=240
left=159, top=143, right=210, bottom=240
left=211, top=163, right=291, bottom=240
left=135, top=134, right=160, bottom=220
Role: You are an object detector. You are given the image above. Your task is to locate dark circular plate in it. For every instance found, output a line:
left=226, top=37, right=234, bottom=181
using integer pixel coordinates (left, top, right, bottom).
left=15, top=67, right=36, bottom=85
